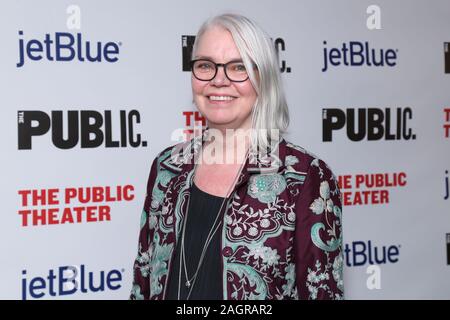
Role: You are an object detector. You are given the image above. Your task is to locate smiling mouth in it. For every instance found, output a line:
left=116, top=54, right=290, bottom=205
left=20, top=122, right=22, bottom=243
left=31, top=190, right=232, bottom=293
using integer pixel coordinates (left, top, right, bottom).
left=207, top=95, right=237, bottom=102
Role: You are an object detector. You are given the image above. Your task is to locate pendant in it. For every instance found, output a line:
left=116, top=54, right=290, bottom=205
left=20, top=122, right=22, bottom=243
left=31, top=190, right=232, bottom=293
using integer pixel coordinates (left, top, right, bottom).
left=185, top=280, right=191, bottom=288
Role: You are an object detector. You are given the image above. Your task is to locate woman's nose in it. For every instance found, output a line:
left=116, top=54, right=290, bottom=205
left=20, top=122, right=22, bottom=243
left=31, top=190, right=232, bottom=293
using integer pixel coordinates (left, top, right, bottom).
left=211, top=66, right=230, bottom=86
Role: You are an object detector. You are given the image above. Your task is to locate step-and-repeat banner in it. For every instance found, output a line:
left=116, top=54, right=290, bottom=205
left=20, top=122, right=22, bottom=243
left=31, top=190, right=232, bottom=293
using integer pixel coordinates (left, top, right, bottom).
left=1, top=0, right=449, bottom=299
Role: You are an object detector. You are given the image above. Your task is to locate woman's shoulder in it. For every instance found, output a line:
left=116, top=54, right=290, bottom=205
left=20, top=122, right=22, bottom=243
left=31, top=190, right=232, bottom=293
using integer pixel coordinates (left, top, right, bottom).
left=281, top=139, right=339, bottom=184
left=148, top=138, right=197, bottom=174
left=281, top=139, right=342, bottom=214
left=154, top=143, right=179, bottom=161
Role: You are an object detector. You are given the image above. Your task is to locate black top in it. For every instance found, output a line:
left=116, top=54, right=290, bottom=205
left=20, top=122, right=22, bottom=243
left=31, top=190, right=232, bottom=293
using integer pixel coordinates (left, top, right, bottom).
left=165, top=182, right=226, bottom=300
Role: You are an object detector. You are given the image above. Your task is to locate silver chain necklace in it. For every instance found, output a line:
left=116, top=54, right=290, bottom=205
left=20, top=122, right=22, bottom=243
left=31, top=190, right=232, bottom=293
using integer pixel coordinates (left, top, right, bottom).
left=177, top=149, right=249, bottom=300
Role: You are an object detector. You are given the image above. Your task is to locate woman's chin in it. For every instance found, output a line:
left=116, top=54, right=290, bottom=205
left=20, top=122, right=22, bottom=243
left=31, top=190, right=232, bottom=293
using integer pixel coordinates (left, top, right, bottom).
left=200, top=110, right=236, bottom=125
left=205, top=118, right=236, bottom=128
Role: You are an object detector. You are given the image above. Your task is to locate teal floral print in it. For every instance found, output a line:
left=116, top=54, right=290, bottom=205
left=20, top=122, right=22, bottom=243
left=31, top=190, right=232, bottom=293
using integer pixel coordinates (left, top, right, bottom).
left=248, top=173, right=287, bottom=204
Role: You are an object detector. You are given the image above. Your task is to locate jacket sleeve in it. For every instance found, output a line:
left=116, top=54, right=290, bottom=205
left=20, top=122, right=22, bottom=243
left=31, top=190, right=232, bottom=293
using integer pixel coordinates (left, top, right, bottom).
left=294, top=158, right=344, bottom=300
left=129, top=157, right=159, bottom=300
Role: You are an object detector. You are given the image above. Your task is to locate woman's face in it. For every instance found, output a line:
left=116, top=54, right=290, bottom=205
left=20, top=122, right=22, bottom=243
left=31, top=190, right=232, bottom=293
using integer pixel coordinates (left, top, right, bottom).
left=192, top=26, right=257, bottom=132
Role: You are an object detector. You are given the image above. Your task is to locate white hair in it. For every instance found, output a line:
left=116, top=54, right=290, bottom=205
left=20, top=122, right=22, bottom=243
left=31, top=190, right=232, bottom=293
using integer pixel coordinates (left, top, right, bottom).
left=192, top=13, right=290, bottom=156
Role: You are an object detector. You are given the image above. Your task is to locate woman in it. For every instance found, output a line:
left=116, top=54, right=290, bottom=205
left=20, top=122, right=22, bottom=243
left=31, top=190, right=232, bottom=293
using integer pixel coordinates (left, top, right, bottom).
left=130, top=13, right=343, bottom=300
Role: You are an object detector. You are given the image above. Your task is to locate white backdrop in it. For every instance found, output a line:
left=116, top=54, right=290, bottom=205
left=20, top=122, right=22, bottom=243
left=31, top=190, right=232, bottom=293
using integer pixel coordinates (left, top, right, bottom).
left=1, top=0, right=449, bottom=299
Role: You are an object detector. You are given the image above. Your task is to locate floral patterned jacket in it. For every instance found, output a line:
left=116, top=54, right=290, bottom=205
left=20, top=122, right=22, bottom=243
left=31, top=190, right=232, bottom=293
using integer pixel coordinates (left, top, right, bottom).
left=130, top=133, right=344, bottom=300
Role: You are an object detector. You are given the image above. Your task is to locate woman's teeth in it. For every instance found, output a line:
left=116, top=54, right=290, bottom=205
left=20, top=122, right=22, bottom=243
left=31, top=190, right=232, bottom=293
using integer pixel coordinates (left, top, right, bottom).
left=209, top=96, right=235, bottom=101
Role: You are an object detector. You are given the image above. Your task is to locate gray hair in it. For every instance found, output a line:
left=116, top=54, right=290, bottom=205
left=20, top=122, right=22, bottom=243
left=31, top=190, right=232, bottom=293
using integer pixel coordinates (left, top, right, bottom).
left=192, top=13, right=290, bottom=155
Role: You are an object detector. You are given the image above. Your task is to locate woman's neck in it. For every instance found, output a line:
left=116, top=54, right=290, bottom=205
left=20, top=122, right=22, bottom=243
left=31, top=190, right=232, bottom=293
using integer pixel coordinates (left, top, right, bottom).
left=201, top=127, right=251, bottom=166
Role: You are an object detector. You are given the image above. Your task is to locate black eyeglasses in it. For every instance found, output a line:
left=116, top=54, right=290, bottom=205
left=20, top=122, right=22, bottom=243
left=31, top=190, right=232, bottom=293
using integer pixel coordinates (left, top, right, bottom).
left=190, top=59, right=253, bottom=82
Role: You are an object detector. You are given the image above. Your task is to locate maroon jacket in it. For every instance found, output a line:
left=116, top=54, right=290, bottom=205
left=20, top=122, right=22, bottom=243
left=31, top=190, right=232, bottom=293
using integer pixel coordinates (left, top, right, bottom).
left=130, top=133, right=344, bottom=300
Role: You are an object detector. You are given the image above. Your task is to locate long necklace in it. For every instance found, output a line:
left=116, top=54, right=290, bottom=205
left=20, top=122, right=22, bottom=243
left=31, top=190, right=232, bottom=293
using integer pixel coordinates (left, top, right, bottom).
left=177, top=149, right=249, bottom=300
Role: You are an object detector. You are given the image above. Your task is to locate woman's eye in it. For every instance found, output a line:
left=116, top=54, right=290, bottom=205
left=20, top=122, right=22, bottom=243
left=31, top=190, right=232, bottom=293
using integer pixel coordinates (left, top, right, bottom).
left=233, top=64, right=246, bottom=72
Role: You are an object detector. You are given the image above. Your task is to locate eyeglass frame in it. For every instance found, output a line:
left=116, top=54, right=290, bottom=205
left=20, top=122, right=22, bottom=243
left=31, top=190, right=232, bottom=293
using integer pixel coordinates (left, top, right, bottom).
left=190, top=58, right=255, bottom=83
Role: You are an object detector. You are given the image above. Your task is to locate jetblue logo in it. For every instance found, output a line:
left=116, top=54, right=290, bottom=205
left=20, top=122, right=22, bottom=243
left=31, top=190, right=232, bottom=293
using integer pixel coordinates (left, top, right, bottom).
left=21, top=265, right=124, bottom=300
left=345, top=241, right=400, bottom=267
left=322, top=41, right=398, bottom=72
left=17, top=30, right=121, bottom=68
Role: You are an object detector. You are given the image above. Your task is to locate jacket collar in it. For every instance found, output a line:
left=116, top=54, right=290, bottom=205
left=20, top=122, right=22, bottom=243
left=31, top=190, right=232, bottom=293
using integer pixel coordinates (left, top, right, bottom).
left=160, top=128, right=288, bottom=187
